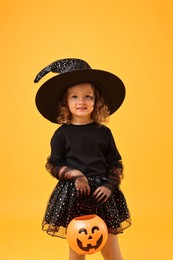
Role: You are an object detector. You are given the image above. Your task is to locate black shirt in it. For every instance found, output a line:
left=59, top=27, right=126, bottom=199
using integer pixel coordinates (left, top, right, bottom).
left=49, top=122, right=121, bottom=177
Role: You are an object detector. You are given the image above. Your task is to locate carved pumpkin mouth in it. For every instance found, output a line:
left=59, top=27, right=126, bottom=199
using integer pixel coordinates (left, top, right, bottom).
left=77, top=234, right=103, bottom=252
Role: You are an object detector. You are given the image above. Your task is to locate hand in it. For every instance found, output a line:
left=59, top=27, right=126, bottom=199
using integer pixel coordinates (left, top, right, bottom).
left=74, top=176, right=91, bottom=197
left=92, top=186, right=112, bottom=204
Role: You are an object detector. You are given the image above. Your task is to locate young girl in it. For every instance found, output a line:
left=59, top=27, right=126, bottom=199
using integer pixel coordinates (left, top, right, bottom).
left=34, top=58, right=131, bottom=260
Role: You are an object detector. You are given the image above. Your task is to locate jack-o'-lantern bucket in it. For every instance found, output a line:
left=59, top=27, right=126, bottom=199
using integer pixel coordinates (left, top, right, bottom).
left=66, top=214, right=108, bottom=255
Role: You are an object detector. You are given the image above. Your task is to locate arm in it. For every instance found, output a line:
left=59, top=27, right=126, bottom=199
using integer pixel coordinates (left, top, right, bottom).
left=93, top=131, right=124, bottom=203
left=46, top=159, right=85, bottom=180
left=103, top=160, right=124, bottom=192
left=45, top=130, right=90, bottom=196
left=104, top=131, right=124, bottom=191
left=46, top=160, right=90, bottom=196
left=92, top=160, right=124, bottom=203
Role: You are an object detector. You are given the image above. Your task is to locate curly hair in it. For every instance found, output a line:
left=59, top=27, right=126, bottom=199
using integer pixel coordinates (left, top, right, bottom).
left=57, top=85, right=110, bottom=125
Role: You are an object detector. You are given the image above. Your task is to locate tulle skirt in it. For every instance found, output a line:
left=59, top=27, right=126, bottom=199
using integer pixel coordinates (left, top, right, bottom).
left=42, top=176, right=131, bottom=238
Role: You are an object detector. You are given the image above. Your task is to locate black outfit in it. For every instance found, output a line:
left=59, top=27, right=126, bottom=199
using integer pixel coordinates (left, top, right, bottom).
left=42, top=122, right=131, bottom=238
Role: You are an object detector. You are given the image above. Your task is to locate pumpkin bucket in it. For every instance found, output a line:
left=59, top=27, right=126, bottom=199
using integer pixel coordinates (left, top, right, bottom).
left=66, top=214, right=108, bottom=255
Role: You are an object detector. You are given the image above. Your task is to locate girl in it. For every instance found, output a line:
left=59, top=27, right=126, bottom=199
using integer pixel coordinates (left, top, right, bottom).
left=34, top=58, right=131, bottom=260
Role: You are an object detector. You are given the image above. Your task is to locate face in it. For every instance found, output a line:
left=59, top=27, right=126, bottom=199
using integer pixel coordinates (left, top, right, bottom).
left=67, top=83, right=95, bottom=124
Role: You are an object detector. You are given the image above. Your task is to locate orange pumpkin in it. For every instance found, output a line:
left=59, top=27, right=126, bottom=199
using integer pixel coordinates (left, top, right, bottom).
left=66, top=214, right=108, bottom=255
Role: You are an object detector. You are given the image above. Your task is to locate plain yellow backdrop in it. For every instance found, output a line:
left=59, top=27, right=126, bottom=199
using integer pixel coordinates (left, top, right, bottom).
left=1, top=0, right=173, bottom=259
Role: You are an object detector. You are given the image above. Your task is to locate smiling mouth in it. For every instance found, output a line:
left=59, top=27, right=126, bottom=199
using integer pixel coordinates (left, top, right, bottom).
left=77, top=235, right=103, bottom=252
left=77, top=107, right=87, bottom=110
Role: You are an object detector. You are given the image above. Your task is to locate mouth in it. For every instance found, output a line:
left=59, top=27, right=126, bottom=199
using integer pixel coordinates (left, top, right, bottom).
left=77, top=234, right=103, bottom=252
left=77, top=107, right=87, bottom=111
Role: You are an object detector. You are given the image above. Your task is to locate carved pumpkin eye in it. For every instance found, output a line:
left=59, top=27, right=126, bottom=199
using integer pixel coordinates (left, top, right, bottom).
left=79, top=228, right=87, bottom=235
left=92, top=226, right=99, bottom=233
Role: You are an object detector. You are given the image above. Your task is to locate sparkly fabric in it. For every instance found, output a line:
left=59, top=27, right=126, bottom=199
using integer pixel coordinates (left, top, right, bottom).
left=42, top=176, right=131, bottom=238
left=34, top=58, right=91, bottom=83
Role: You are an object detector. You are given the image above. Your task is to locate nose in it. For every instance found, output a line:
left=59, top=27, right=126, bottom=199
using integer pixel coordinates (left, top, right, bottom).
left=78, top=97, right=86, bottom=104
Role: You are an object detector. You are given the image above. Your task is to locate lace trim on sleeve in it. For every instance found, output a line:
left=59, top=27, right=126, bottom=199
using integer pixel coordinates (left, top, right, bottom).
left=104, top=160, right=124, bottom=191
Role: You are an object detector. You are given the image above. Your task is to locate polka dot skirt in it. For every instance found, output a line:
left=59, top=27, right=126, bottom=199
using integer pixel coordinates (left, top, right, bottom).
left=42, top=176, right=131, bottom=238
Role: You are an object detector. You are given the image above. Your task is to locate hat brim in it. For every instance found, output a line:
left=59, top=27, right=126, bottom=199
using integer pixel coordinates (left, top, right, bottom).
left=35, top=69, right=126, bottom=123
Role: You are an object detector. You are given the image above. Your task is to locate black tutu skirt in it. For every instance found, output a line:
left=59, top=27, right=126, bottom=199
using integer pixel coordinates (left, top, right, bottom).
left=42, top=176, right=131, bottom=238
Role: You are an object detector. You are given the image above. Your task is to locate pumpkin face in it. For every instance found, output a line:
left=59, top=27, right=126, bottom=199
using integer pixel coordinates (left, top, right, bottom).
left=66, top=214, right=108, bottom=255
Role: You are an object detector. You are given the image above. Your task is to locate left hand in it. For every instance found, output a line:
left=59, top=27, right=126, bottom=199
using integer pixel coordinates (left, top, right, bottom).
left=92, top=186, right=112, bottom=204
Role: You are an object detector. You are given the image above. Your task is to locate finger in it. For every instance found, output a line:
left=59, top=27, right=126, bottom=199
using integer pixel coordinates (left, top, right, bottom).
left=80, top=188, right=84, bottom=197
left=94, top=191, right=105, bottom=201
left=96, top=193, right=107, bottom=202
left=100, top=195, right=108, bottom=204
left=87, top=186, right=91, bottom=195
left=84, top=185, right=91, bottom=196
left=84, top=188, right=89, bottom=196
left=77, top=189, right=80, bottom=197
left=92, top=187, right=101, bottom=197
left=76, top=188, right=82, bottom=197
left=82, top=185, right=90, bottom=196
left=82, top=188, right=86, bottom=196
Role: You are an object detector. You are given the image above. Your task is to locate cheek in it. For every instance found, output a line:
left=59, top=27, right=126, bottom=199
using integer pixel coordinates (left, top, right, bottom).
left=89, top=101, right=95, bottom=109
left=67, top=101, right=74, bottom=111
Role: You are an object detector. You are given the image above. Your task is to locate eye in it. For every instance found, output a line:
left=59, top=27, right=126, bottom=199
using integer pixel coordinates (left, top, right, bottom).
left=79, top=228, right=87, bottom=235
left=71, top=95, right=78, bottom=99
left=92, top=226, right=99, bottom=233
left=85, top=95, right=94, bottom=101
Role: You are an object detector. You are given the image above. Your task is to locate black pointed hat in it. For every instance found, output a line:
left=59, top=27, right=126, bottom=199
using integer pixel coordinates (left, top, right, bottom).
left=34, top=58, right=126, bottom=123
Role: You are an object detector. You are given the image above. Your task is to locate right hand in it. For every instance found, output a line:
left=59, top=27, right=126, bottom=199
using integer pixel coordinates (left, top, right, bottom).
left=74, top=175, right=91, bottom=197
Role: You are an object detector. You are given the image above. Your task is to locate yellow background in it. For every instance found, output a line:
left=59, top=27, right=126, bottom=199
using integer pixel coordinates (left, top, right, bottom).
left=1, top=0, right=173, bottom=259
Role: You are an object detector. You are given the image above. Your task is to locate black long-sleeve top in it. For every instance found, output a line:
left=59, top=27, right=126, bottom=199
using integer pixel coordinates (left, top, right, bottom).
left=48, top=122, right=122, bottom=178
